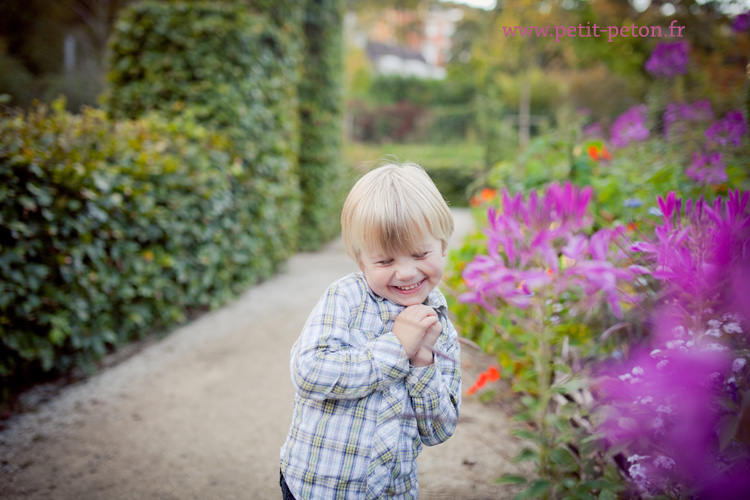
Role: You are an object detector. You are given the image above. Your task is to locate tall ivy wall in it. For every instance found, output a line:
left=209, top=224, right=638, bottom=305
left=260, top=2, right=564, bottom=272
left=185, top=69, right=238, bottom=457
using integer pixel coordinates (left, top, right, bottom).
left=105, top=0, right=302, bottom=258
left=0, top=0, right=346, bottom=400
left=297, top=0, right=346, bottom=250
left=1, top=1, right=302, bottom=398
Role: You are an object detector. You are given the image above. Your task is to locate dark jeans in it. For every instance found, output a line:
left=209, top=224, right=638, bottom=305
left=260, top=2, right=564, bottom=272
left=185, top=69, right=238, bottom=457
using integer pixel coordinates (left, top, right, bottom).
left=280, top=470, right=296, bottom=500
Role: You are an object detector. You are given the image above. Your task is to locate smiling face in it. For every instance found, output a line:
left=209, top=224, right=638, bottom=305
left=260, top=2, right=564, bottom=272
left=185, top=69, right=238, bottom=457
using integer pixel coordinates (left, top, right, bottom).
left=359, top=234, right=447, bottom=306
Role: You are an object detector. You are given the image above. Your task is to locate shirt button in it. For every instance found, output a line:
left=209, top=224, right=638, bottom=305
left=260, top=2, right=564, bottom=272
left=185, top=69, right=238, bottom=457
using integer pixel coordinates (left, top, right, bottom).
left=408, top=376, right=418, bottom=385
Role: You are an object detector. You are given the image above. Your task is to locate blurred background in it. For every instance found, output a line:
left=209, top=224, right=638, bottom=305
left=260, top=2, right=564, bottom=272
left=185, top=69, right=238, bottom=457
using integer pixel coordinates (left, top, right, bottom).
left=2, top=0, right=748, bottom=203
left=2, top=3, right=750, bottom=497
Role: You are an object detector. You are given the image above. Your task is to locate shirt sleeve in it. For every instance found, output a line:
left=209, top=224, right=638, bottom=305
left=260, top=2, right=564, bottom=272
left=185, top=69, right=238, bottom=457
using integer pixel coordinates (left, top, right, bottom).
left=291, top=284, right=410, bottom=401
left=405, top=312, right=462, bottom=446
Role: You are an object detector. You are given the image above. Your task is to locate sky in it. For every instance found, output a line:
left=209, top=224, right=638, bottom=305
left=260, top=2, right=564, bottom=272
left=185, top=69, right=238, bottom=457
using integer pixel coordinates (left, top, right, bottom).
left=443, top=0, right=496, bottom=9
left=442, top=0, right=750, bottom=14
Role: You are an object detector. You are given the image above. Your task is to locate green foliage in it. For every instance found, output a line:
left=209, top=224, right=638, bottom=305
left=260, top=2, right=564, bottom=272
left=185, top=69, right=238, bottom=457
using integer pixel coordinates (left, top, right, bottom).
left=105, top=0, right=301, bottom=259
left=484, top=126, right=750, bottom=229
left=343, top=141, right=484, bottom=207
left=0, top=48, right=35, bottom=106
left=367, top=75, right=476, bottom=107
left=297, top=0, right=347, bottom=250
left=0, top=0, right=338, bottom=400
left=348, top=74, right=478, bottom=145
left=0, top=100, right=283, bottom=395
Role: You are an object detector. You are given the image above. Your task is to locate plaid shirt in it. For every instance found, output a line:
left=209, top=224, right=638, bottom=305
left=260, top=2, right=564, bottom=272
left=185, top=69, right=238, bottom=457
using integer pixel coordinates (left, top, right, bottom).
left=280, top=272, right=461, bottom=500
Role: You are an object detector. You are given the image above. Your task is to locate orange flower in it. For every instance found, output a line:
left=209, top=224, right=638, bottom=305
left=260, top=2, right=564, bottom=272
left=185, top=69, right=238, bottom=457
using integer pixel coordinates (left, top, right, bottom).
left=587, top=144, right=612, bottom=162
left=467, top=366, right=501, bottom=395
left=480, top=188, right=498, bottom=201
left=471, top=188, right=499, bottom=207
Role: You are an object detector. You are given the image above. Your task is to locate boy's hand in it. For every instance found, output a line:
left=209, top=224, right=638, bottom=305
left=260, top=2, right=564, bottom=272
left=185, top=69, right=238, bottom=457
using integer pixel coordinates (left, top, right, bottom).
left=411, top=316, right=442, bottom=367
left=392, top=305, right=438, bottom=360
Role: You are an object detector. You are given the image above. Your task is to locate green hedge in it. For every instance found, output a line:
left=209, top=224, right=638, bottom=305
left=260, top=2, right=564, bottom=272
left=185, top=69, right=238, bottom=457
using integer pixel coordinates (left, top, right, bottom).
left=297, top=0, right=346, bottom=250
left=105, top=0, right=301, bottom=255
left=0, top=0, right=309, bottom=398
left=0, top=101, right=271, bottom=392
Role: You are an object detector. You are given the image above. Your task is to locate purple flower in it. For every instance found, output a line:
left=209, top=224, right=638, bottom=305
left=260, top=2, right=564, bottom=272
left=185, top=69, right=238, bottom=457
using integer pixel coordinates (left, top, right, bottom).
left=733, top=12, right=750, bottom=32
left=598, top=191, right=750, bottom=496
left=597, top=345, right=735, bottom=496
left=611, top=105, right=650, bottom=148
left=686, top=151, right=728, bottom=185
left=656, top=191, right=747, bottom=300
left=705, top=110, right=748, bottom=148
left=461, top=183, right=635, bottom=317
left=583, top=122, right=603, bottom=138
left=644, top=41, right=690, bottom=78
left=663, top=100, right=714, bottom=138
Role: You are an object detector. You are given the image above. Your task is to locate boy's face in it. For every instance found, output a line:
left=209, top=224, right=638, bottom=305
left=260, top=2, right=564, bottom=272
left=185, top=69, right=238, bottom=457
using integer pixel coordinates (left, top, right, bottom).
left=358, top=234, right=447, bottom=307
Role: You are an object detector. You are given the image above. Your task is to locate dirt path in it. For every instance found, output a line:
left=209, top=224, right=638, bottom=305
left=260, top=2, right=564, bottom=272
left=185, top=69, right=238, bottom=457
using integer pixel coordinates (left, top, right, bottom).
left=0, top=209, right=525, bottom=499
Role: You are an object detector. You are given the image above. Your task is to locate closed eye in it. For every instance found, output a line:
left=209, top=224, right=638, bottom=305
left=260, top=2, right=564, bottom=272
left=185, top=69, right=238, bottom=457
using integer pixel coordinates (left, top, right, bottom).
left=377, top=259, right=393, bottom=265
left=413, top=252, right=429, bottom=259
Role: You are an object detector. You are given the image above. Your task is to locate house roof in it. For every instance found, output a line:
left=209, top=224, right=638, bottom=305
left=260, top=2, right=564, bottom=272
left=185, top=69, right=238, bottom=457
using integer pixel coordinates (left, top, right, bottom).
left=365, top=40, right=426, bottom=63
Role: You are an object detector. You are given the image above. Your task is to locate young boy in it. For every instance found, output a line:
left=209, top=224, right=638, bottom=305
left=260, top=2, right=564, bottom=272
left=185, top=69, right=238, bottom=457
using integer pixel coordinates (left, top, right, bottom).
left=279, top=162, right=461, bottom=499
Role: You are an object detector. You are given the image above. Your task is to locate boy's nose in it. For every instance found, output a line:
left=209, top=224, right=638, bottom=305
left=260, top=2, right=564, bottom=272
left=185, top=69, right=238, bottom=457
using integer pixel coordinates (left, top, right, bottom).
left=395, top=262, right=417, bottom=281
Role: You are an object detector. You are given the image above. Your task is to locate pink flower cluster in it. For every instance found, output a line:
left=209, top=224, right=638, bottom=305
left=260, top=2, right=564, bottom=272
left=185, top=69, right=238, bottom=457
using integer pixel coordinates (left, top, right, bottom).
left=460, top=183, right=636, bottom=317
left=644, top=41, right=690, bottom=78
left=610, top=105, right=649, bottom=148
left=663, top=99, right=714, bottom=139
left=598, top=190, right=750, bottom=497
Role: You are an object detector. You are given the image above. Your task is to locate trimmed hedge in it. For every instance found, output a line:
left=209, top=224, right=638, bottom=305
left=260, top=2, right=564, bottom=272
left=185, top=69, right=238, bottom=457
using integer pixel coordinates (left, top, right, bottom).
left=0, top=101, right=265, bottom=391
left=0, top=1, right=309, bottom=398
left=1, top=0, right=347, bottom=399
left=297, top=0, right=347, bottom=250
left=105, top=0, right=302, bottom=255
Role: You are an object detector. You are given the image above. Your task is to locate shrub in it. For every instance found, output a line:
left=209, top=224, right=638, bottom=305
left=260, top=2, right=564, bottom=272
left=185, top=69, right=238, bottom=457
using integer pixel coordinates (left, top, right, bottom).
left=297, top=0, right=347, bottom=250
left=105, top=0, right=301, bottom=255
left=0, top=100, right=268, bottom=395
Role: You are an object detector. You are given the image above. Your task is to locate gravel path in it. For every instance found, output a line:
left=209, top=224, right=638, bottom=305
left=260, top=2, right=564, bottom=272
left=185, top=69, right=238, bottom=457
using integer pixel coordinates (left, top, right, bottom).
left=0, top=209, right=525, bottom=499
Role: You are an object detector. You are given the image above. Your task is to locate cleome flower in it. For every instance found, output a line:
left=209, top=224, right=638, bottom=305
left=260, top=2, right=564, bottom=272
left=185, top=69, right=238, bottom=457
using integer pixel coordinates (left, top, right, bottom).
left=460, top=183, right=635, bottom=317
left=610, top=105, right=650, bottom=148
left=597, top=189, right=750, bottom=497
left=644, top=41, right=690, bottom=78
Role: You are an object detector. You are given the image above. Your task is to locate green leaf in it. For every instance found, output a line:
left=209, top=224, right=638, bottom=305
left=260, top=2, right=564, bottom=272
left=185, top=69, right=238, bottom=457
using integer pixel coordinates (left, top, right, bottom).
left=496, top=475, right=528, bottom=485
left=511, top=429, right=546, bottom=445
left=550, top=446, right=577, bottom=467
left=512, top=447, right=539, bottom=464
left=599, top=489, right=619, bottom=500
left=514, top=480, right=552, bottom=500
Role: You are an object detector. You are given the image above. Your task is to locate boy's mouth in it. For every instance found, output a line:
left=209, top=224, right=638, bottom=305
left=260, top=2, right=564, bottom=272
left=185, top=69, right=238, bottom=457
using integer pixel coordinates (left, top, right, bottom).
left=392, top=279, right=426, bottom=292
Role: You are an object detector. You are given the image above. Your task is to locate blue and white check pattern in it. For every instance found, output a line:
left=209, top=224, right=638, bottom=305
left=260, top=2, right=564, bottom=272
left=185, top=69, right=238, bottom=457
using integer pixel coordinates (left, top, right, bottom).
left=280, top=272, right=461, bottom=499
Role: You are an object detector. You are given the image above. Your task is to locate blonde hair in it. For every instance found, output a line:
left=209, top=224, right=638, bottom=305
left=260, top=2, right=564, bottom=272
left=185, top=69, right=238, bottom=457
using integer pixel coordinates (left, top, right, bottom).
left=341, top=162, right=454, bottom=263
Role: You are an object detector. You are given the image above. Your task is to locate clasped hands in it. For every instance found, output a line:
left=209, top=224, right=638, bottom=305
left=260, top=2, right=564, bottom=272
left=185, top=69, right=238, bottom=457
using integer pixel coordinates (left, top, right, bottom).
left=392, top=305, right=441, bottom=367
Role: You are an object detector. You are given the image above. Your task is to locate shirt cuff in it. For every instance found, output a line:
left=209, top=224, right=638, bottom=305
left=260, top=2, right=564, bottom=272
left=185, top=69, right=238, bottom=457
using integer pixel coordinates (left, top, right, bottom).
left=369, top=332, right=410, bottom=385
left=405, top=362, right=441, bottom=397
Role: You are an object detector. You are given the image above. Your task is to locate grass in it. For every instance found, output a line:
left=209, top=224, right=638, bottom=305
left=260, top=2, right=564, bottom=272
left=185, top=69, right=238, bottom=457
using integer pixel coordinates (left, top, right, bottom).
left=343, top=141, right=485, bottom=173
left=342, top=141, right=487, bottom=207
